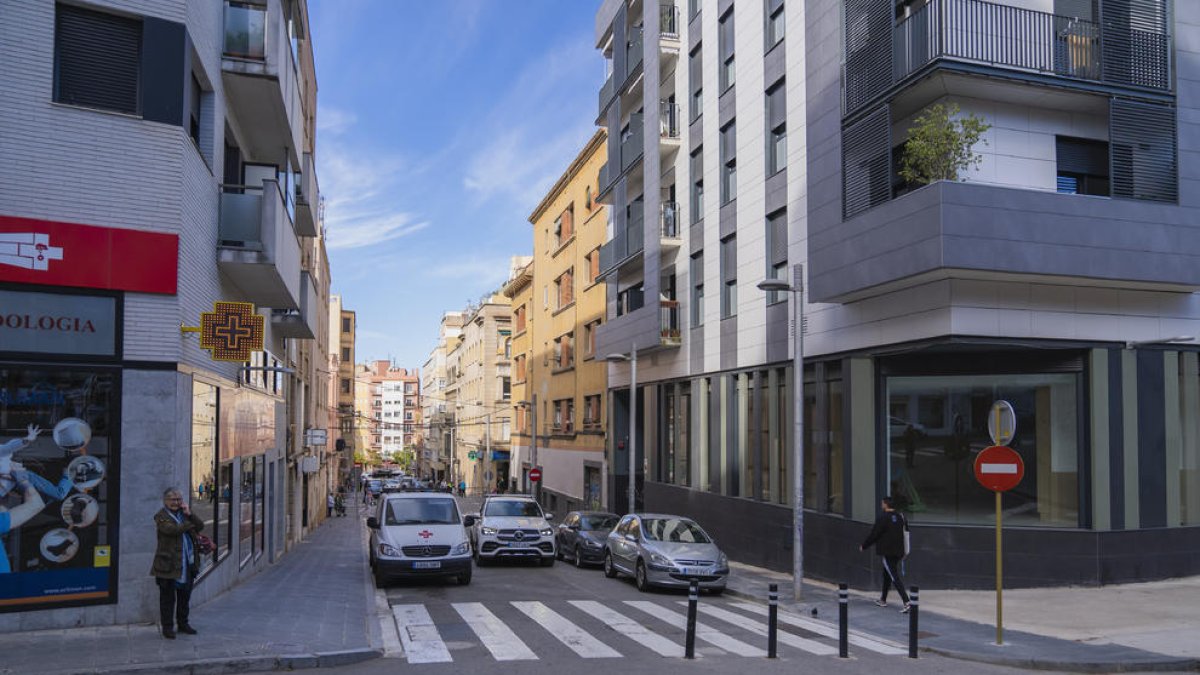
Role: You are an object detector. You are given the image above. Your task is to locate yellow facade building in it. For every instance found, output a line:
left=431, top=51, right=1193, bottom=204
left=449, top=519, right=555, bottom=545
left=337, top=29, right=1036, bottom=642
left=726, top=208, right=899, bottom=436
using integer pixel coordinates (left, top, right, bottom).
left=507, top=130, right=609, bottom=511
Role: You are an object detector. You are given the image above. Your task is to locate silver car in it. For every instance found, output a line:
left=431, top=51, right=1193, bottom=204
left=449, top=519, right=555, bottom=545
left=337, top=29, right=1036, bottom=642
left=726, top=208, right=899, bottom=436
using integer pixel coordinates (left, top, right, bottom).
left=603, top=514, right=728, bottom=594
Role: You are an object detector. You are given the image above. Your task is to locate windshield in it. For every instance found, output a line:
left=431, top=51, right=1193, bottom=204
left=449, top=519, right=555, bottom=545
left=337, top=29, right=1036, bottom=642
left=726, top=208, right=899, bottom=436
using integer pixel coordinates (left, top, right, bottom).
left=642, top=518, right=711, bottom=543
left=580, top=515, right=619, bottom=531
left=385, top=498, right=460, bottom=525
left=483, top=500, right=543, bottom=518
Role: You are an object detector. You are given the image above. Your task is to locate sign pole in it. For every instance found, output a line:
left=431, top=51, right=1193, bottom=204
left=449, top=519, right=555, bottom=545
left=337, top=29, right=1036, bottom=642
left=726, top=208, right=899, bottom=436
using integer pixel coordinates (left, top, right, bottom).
left=996, top=489, right=1003, bottom=645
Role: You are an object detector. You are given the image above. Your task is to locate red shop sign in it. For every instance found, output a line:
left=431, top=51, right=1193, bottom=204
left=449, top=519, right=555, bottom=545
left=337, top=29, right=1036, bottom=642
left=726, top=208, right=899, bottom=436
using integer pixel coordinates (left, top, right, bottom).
left=0, top=214, right=178, bottom=294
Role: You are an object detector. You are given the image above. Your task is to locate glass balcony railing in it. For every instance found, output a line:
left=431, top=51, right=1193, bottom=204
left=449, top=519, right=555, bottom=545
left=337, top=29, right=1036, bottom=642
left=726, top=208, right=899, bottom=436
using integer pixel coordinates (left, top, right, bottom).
left=660, top=101, right=681, bottom=139
left=660, top=201, right=680, bottom=239
left=223, top=1, right=266, bottom=60
left=626, top=28, right=644, bottom=78
left=660, top=4, right=680, bottom=39
left=621, top=114, right=644, bottom=171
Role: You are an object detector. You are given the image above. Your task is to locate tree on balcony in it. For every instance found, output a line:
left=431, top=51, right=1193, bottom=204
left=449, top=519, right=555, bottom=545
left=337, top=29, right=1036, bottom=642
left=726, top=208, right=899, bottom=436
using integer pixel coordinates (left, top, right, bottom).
left=899, top=103, right=990, bottom=185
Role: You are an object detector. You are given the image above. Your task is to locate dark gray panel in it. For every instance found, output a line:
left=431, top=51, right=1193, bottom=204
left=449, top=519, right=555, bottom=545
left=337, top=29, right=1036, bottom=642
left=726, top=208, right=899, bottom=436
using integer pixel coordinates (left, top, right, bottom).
left=1108, top=349, right=1125, bottom=530
left=708, top=376, right=721, bottom=491
left=765, top=302, right=788, bottom=363
left=750, top=371, right=765, bottom=499
left=1111, top=99, right=1177, bottom=203
left=1136, top=351, right=1166, bottom=528
left=689, top=116, right=703, bottom=153
left=612, top=6, right=628, bottom=90
left=141, top=17, right=187, bottom=126
left=765, top=170, right=788, bottom=214
left=690, top=219, right=704, bottom=249
left=719, top=200, right=737, bottom=238
left=720, top=317, right=737, bottom=370
left=725, top=376, right=739, bottom=496
left=764, top=34, right=786, bottom=87
left=719, top=87, right=736, bottom=126
left=690, top=326, right=705, bottom=372
left=688, top=8, right=702, bottom=52
left=843, top=0, right=892, bottom=113
left=718, top=0, right=735, bottom=24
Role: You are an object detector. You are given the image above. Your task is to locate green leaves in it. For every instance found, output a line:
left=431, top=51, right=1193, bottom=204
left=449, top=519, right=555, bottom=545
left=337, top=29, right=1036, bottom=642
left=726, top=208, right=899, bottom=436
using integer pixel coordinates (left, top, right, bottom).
left=898, top=103, right=990, bottom=185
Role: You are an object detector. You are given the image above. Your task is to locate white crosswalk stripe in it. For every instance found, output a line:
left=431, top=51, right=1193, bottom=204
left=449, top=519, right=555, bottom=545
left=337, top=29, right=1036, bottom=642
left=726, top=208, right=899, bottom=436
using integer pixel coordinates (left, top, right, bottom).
left=727, top=601, right=908, bottom=655
left=624, top=600, right=766, bottom=657
left=512, top=601, right=623, bottom=658
left=569, top=600, right=687, bottom=657
left=452, top=602, right=539, bottom=661
left=686, top=602, right=838, bottom=655
left=392, top=604, right=452, bottom=664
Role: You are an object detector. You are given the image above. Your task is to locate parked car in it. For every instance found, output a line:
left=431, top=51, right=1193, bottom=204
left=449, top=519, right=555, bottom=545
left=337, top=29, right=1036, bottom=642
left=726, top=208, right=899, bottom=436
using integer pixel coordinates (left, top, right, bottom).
left=603, top=514, right=728, bottom=594
left=888, top=416, right=927, bottom=439
left=556, top=511, right=619, bottom=567
left=367, top=492, right=474, bottom=586
left=468, top=495, right=556, bottom=567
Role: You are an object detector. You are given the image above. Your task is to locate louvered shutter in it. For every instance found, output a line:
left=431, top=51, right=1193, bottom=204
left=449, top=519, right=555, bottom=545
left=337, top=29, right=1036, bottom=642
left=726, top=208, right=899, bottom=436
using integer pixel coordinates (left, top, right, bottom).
left=55, top=4, right=141, bottom=114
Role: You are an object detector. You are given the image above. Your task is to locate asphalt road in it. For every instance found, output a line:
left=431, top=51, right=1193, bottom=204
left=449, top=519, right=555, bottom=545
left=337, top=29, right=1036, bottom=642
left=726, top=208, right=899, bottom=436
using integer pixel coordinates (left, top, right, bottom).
left=327, top=513, right=1060, bottom=675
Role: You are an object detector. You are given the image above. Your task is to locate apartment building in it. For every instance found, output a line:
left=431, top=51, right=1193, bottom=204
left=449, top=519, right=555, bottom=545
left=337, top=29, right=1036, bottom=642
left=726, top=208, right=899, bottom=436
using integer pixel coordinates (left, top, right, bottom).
left=0, top=0, right=330, bottom=627
left=421, top=312, right=466, bottom=482
left=594, top=0, right=1198, bottom=588
left=353, top=363, right=374, bottom=463
left=506, top=131, right=610, bottom=512
left=364, top=362, right=420, bottom=462
left=329, top=295, right=356, bottom=482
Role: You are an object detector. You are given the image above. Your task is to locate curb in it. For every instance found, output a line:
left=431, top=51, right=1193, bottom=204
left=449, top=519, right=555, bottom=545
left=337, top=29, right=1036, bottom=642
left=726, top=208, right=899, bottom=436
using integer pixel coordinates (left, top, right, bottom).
left=43, top=648, right=383, bottom=675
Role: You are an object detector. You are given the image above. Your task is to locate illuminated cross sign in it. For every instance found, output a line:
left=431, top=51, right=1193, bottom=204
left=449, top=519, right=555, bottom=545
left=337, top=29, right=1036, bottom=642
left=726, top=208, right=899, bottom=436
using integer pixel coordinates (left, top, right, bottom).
left=195, top=301, right=264, bottom=362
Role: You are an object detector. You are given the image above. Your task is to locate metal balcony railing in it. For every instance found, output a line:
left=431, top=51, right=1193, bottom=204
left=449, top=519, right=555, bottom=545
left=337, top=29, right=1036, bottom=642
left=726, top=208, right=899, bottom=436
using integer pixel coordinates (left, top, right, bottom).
left=598, top=73, right=615, bottom=117
left=660, top=101, right=681, bottom=139
left=660, top=300, right=681, bottom=346
left=627, top=215, right=644, bottom=257
left=660, top=4, right=680, bottom=39
left=660, top=201, right=680, bottom=239
left=627, top=28, right=644, bottom=78
left=894, top=0, right=1101, bottom=82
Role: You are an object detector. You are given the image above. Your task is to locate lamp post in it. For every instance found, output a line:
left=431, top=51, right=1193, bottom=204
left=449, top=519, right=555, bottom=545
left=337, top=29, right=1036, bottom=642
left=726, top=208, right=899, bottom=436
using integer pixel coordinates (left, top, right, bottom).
left=605, top=348, right=638, bottom=516
left=757, top=263, right=805, bottom=601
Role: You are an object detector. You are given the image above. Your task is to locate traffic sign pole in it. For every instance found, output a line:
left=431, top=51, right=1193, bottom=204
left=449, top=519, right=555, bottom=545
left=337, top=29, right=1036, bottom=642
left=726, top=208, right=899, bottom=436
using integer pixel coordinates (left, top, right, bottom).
left=996, top=489, right=1003, bottom=645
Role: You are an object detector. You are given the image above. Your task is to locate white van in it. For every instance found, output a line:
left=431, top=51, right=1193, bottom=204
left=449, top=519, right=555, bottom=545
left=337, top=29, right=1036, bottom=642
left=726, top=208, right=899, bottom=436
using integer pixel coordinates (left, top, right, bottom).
left=368, top=492, right=474, bottom=586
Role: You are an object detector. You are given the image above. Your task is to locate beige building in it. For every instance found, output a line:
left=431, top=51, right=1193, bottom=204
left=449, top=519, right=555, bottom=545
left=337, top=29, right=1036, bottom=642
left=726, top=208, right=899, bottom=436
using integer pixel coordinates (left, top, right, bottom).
left=508, top=130, right=609, bottom=512
left=421, top=312, right=466, bottom=482
left=363, top=361, right=421, bottom=465
left=353, top=363, right=375, bottom=466
left=329, top=295, right=356, bottom=482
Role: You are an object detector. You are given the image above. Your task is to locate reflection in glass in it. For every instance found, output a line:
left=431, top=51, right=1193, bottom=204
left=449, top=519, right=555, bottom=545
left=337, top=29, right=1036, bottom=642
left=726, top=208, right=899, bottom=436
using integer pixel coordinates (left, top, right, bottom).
left=190, top=381, right=217, bottom=574
left=223, top=2, right=266, bottom=59
left=255, top=455, right=265, bottom=558
left=239, top=456, right=254, bottom=566
left=217, top=462, right=233, bottom=560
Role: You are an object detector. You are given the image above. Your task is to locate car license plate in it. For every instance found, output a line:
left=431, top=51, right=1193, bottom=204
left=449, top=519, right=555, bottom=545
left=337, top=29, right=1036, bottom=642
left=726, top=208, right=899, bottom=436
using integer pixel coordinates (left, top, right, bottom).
left=413, top=561, right=441, bottom=569
left=506, top=542, right=526, bottom=548
left=682, top=567, right=708, bottom=576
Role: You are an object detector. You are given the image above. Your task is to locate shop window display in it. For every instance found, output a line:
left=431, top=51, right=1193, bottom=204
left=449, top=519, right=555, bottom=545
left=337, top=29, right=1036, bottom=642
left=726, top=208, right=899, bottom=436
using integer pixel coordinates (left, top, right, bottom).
left=239, top=456, right=254, bottom=567
left=0, top=366, right=118, bottom=611
left=190, top=381, right=217, bottom=574
left=886, top=373, right=1080, bottom=527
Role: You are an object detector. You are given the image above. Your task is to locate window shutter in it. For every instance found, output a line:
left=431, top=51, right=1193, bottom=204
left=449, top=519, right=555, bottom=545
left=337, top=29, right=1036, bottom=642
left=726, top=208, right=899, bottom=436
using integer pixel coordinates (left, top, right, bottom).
left=842, top=104, right=891, bottom=218
left=768, top=211, right=788, bottom=265
left=843, top=0, right=892, bottom=113
left=55, top=4, right=142, bottom=114
left=691, top=147, right=704, bottom=177
left=689, top=47, right=703, bottom=93
left=719, top=10, right=734, bottom=60
left=1110, top=98, right=1176, bottom=203
left=721, top=237, right=737, bottom=282
left=767, top=83, right=786, bottom=129
left=1101, top=0, right=1170, bottom=90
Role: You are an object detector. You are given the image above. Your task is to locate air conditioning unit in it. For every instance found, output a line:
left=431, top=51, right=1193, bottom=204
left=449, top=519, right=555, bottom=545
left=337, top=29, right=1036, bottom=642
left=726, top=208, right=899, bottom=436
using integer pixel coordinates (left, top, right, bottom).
left=300, top=456, right=319, bottom=474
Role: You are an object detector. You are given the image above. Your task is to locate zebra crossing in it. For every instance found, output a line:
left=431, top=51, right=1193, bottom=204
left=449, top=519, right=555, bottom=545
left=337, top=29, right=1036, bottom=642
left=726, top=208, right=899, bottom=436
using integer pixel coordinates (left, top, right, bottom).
left=386, top=596, right=906, bottom=663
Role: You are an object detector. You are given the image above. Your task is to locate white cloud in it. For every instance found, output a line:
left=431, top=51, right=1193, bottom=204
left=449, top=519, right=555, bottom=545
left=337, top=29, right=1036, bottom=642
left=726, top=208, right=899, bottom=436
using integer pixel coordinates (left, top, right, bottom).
left=427, top=255, right=516, bottom=287
left=317, top=106, right=357, bottom=136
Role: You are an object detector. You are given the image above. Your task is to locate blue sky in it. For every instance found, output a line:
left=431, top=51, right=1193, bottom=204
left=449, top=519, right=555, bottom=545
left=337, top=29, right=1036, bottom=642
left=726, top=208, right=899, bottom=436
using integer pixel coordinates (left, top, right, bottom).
left=310, top=0, right=602, bottom=369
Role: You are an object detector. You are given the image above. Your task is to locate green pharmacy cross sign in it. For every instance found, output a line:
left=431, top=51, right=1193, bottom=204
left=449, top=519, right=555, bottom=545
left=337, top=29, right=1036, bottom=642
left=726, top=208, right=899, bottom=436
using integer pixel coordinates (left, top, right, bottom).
left=467, top=451, right=478, bottom=461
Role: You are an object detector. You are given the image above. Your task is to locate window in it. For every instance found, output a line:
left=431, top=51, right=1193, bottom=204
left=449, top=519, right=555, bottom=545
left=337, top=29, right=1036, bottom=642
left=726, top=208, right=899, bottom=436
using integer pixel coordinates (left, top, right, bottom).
left=555, top=332, right=575, bottom=369
left=554, top=398, right=576, bottom=433
left=555, top=268, right=575, bottom=308
left=718, top=8, right=735, bottom=91
left=584, top=394, right=603, bottom=429
left=617, top=283, right=645, bottom=316
left=766, top=82, right=787, bottom=175
left=584, top=249, right=599, bottom=284
left=188, top=74, right=203, bottom=146
left=1056, top=136, right=1109, bottom=196
left=690, top=252, right=705, bottom=327
left=341, top=378, right=351, bottom=394
left=342, top=317, right=351, bottom=332
left=721, top=236, right=737, bottom=318
left=191, top=381, right=218, bottom=574
left=217, top=461, right=233, bottom=560
left=515, top=304, right=527, bottom=333
left=500, top=376, right=511, bottom=400
left=689, top=45, right=703, bottom=121
left=554, top=206, right=575, bottom=247
left=586, top=186, right=594, bottom=210
left=766, top=0, right=785, bottom=47
left=720, top=123, right=737, bottom=204
left=239, top=456, right=255, bottom=566
left=504, top=337, right=512, bottom=359
left=766, top=209, right=788, bottom=303
left=690, top=147, right=704, bottom=223
left=515, top=354, right=527, bottom=381
left=54, top=4, right=141, bottom=115
left=584, top=319, right=601, bottom=358
left=689, top=0, right=701, bottom=19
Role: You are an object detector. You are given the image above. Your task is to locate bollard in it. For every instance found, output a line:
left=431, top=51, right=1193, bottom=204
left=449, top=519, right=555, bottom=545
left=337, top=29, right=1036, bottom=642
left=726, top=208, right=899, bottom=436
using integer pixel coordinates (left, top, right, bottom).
left=908, top=586, right=919, bottom=659
left=685, top=579, right=698, bottom=659
left=838, top=583, right=849, bottom=658
left=767, top=583, right=778, bottom=658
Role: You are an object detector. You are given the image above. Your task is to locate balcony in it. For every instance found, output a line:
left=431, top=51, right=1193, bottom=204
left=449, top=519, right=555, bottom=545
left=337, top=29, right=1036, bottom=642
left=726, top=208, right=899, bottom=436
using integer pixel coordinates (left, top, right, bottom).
left=271, top=270, right=318, bottom=339
left=221, top=0, right=304, bottom=163
left=598, top=214, right=645, bottom=278
left=624, top=28, right=644, bottom=90
left=659, top=201, right=681, bottom=248
left=659, top=300, right=681, bottom=347
left=598, top=72, right=616, bottom=122
left=659, top=101, right=681, bottom=153
left=294, top=152, right=319, bottom=237
left=659, top=3, right=681, bottom=67
left=620, top=113, right=645, bottom=172
left=217, top=179, right=302, bottom=310
left=891, top=0, right=1169, bottom=93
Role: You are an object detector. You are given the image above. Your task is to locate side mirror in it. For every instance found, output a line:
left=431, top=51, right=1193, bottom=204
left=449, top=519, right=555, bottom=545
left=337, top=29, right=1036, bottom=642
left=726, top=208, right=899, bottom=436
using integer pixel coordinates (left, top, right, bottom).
left=463, top=515, right=476, bottom=527
left=366, top=517, right=379, bottom=529
left=569, top=524, right=582, bottom=531
left=624, top=533, right=637, bottom=542
left=544, top=513, right=554, bottom=521
left=467, top=512, right=480, bottom=521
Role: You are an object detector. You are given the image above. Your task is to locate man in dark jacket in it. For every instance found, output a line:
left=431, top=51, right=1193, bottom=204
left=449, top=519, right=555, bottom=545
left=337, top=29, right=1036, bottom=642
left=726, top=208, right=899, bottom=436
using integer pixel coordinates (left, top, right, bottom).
left=151, top=487, right=204, bottom=639
left=859, top=496, right=911, bottom=612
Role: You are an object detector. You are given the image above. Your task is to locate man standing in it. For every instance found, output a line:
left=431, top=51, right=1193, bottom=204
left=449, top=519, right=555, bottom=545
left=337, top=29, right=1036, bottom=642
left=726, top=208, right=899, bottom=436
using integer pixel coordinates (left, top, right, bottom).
left=151, top=488, right=204, bottom=638
left=859, top=496, right=911, bottom=613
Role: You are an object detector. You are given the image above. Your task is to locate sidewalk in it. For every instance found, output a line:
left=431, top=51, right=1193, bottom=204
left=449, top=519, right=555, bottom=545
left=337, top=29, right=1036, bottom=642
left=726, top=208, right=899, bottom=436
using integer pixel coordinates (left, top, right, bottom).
left=0, top=513, right=381, bottom=675
left=726, top=561, right=1200, bottom=672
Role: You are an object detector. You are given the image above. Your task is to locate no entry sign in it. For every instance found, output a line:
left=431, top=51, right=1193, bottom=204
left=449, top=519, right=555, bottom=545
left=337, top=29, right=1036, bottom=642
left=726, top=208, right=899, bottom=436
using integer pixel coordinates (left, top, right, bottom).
left=529, top=467, right=542, bottom=482
left=974, top=445, right=1025, bottom=492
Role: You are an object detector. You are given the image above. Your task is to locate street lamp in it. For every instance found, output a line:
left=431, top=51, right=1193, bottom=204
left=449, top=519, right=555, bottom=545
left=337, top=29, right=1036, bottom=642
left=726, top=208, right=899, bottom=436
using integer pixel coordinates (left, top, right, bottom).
left=757, top=263, right=804, bottom=601
left=605, top=349, right=638, bottom=516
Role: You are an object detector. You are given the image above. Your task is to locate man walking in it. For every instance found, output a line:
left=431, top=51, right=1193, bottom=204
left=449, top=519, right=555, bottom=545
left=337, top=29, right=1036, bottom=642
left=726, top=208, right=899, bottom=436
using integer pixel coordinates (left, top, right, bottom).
left=860, top=496, right=911, bottom=613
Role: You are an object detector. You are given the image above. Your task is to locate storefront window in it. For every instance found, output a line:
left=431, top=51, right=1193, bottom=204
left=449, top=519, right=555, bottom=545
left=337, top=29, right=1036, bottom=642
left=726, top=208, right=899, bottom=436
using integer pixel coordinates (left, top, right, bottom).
left=216, top=462, right=233, bottom=560
left=239, top=457, right=254, bottom=566
left=254, top=455, right=265, bottom=558
left=0, top=366, right=118, bottom=611
left=190, top=381, right=217, bottom=574
left=1177, top=355, right=1200, bottom=526
left=886, top=373, right=1080, bottom=527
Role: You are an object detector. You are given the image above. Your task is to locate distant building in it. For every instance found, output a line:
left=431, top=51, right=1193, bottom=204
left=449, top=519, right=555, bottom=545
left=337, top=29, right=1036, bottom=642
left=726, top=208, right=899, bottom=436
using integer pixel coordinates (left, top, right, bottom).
left=364, top=362, right=420, bottom=464
left=422, top=312, right=466, bottom=482
left=329, top=295, right=356, bottom=481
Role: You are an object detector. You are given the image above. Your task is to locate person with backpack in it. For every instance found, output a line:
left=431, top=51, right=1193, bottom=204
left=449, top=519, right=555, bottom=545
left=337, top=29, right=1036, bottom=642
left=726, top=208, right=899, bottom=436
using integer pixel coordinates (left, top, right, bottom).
left=859, top=496, right=912, bottom=613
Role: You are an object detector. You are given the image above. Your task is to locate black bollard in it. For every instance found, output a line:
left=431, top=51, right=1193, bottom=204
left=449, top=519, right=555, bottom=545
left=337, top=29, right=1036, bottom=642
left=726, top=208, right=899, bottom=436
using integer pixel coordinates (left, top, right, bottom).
left=908, top=586, right=919, bottom=659
left=685, top=579, right=698, bottom=659
left=767, top=583, right=778, bottom=658
left=838, top=583, right=849, bottom=658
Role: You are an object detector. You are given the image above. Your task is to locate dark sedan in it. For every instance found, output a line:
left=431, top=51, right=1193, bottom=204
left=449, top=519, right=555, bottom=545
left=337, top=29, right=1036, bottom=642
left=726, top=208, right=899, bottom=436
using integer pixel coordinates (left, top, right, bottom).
left=556, top=511, right=619, bottom=567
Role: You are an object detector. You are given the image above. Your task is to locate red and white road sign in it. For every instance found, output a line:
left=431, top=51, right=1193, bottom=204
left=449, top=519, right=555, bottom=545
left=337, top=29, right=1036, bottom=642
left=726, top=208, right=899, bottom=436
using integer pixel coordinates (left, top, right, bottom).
left=529, top=467, right=542, bottom=482
left=974, top=445, right=1025, bottom=492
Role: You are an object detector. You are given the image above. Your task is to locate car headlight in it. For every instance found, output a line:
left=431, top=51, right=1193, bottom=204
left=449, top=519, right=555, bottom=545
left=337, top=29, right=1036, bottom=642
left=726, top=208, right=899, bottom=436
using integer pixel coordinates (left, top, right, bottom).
left=539, top=527, right=554, bottom=536
left=481, top=526, right=497, bottom=535
left=649, top=552, right=673, bottom=566
left=378, top=543, right=400, bottom=557
left=451, top=541, right=470, bottom=555
left=717, top=551, right=728, bottom=567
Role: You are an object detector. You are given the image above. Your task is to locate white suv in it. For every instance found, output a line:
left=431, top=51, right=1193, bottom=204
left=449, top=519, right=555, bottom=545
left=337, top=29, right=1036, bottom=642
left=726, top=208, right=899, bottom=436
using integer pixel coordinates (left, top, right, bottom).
left=469, top=496, right=556, bottom=566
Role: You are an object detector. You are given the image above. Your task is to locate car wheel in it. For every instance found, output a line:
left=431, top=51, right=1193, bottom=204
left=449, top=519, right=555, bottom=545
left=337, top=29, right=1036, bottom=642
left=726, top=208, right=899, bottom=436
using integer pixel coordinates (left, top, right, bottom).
left=635, top=560, right=649, bottom=592
left=373, top=568, right=388, bottom=588
left=473, top=549, right=488, bottom=567
left=603, top=551, right=618, bottom=578
left=574, top=546, right=586, bottom=568
left=458, top=568, right=473, bottom=585
left=709, top=586, right=725, bottom=596
left=556, top=546, right=564, bottom=561
left=541, top=555, right=556, bottom=567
